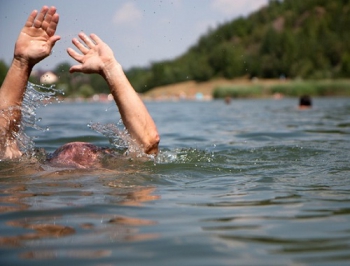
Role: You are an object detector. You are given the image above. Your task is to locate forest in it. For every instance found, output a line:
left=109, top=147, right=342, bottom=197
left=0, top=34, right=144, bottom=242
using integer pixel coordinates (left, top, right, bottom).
left=0, top=0, right=349, bottom=97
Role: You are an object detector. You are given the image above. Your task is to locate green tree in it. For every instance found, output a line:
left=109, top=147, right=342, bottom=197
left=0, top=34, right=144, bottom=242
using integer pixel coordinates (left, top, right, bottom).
left=78, top=84, right=94, bottom=98
left=340, top=53, right=350, bottom=77
left=89, top=74, right=109, bottom=94
left=209, top=43, right=244, bottom=78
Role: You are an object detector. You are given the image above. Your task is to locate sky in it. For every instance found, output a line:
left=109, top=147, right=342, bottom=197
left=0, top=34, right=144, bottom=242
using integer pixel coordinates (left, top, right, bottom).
left=0, top=0, right=269, bottom=71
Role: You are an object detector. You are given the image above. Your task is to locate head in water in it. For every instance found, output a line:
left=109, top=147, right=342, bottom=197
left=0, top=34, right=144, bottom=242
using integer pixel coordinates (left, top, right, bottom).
left=47, top=142, right=107, bottom=169
left=299, top=95, right=312, bottom=109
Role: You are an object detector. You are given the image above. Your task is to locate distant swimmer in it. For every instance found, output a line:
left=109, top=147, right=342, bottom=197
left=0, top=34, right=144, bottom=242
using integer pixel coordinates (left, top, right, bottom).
left=0, top=6, right=160, bottom=168
left=299, top=95, right=312, bottom=109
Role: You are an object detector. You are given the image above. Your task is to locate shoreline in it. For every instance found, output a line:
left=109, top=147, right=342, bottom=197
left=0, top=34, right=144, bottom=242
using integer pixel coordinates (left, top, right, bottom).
left=55, top=78, right=350, bottom=102
left=141, top=77, right=287, bottom=101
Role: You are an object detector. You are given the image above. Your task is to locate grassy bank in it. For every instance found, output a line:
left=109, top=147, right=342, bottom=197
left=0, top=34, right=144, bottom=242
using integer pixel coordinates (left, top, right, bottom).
left=213, top=79, right=350, bottom=99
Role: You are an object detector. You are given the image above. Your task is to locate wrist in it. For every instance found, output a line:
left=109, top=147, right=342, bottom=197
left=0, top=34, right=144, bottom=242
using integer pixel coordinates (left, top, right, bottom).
left=101, top=59, right=123, bottom=80
left=12, top=57, right=34, bottom=72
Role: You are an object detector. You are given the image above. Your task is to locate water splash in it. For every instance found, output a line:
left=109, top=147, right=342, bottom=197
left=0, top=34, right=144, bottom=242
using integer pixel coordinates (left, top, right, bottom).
left=1, top=82, right=63, bottom=157
left=88, top=121, right=129, bottom=149
left=155, top=148, right=215, bottom=164
left=88, top=121, right=215, bottom=164
left=88, top=121, right=145, bottom=157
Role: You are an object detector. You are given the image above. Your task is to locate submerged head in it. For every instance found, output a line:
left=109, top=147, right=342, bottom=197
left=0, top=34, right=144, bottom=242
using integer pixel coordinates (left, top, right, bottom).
left=299, top=95, right=312, bottom=109
left=47, top=142, right=105, bottom=169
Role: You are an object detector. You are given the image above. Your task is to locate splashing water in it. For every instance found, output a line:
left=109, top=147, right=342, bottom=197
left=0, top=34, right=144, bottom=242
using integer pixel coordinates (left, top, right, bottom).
left=88, top=121, right=128, bottom=149
left=155, top=148, right=215, bottom=164
left=89, top=122, right=215, bottom=164
left=3, top=82, right=63, bottom=157
left=22, top=83, right=62, bottom=128
left=88, top=121, right=147, bottom=157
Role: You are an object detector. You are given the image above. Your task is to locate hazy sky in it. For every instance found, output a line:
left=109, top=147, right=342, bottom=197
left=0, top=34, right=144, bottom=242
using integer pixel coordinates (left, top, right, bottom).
left=0, top=0, right=268, bottom=71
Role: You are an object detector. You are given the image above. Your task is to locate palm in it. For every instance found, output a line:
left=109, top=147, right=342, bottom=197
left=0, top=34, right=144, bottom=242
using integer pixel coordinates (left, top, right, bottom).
left=15, top=28, right=51, bottom=64
left=14, top=6, right=60, bottom=66
left=79, top=48, right=105, bottom=73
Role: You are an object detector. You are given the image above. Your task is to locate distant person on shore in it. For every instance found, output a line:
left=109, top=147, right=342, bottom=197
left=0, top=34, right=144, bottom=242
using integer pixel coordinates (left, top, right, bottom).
left=299, top=95, right=312, bottom=109
left=0, top=6, right=160, bottom=168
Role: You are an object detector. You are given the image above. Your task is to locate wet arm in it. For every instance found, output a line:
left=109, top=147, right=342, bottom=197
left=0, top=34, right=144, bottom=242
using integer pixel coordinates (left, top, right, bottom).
left=0, top=59, right=33, bottom=159
left=102, top=61, right=160, bottom=154
left=67, top=33, right=159, bottom=154
left=0, top=6, right=60, bottom=159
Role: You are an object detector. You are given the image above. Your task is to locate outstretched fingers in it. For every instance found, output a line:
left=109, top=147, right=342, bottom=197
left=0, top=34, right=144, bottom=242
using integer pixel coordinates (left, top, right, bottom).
left=67, top=47, right=87, bottom=74
left=24, top=6, right=59, bottom=37
left=90, top=33, right=102, bottom=45
left=78, top=32, right=96, bottom=49
left=46, top=13, right=59, bottom=37
left=67, top=47, right=84, bottom=63
left=67, top=33, right=104, bottom=74
left=24, top=10, right=38, bottom=27
left=33, top=6, right=48, bottom=28
left=71, top=37, right=90, bottom=55
left=42, top=6, right=59, bottom=36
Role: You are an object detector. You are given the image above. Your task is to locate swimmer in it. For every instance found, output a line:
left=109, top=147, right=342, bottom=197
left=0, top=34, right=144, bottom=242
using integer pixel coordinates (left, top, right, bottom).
left=0, top=6, right=160, bottom=168
left=299, top=95, right=312, bottom=109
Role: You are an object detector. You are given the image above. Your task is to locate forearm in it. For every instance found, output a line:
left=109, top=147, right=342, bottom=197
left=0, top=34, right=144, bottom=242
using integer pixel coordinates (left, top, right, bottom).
left=102, top=61, right=160, bottom=154
left=0, top=58, right=32, bottom=109
left=0, top=59, right=30, bottom=159
left=0, top=58, right=31, bottom=136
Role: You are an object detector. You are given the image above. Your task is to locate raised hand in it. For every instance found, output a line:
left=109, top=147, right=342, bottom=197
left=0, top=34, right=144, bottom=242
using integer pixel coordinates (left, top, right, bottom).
left=14, top=6, right=60, bottom=66
left=67, top=33, right=116, bottom=75
left=67, top=32, right=159, bottom=155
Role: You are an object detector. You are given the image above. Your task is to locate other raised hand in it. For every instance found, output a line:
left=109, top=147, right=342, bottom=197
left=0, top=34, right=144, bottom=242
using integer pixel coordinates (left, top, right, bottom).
left=67, top=33, right=117, bottom=75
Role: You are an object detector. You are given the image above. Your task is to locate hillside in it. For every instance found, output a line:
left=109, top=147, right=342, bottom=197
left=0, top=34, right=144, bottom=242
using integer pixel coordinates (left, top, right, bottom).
left=126, top=0, right=350, bottom=94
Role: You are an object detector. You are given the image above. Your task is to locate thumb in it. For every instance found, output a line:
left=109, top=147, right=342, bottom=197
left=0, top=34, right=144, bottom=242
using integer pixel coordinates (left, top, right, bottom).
left=69, top=65, right=83, bottom=73
left=48, top=35, right=61, bottom=48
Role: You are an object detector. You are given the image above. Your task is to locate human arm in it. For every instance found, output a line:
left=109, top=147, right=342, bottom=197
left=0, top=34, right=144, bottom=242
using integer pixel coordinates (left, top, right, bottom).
left=67, top=33, right=160, bottom=155
left=0, top=6, right=60, bottom=159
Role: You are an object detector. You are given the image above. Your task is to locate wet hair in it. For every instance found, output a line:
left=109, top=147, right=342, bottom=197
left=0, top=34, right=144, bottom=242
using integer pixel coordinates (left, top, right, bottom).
left=47, top=142, right=105, bottom=169
left=299, top=95, right=312, bottom=107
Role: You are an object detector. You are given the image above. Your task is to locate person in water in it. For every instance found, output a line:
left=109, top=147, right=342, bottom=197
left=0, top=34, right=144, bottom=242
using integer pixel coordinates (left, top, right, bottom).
left=0, top=6, right=160, bottom=168
left=299, top=95, right=312, bottom=109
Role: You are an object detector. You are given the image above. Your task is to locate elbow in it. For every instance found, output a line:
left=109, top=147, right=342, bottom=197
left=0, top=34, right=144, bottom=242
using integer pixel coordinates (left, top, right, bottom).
left=144, top=131, right=160, bottom=155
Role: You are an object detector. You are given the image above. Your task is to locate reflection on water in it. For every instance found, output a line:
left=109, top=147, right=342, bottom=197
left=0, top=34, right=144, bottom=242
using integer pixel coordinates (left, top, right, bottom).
left=20, top=249, right=111, bottom=260
left=0, top=175, right=160, bottom=261
left=0, top=97, right=350, bottom=265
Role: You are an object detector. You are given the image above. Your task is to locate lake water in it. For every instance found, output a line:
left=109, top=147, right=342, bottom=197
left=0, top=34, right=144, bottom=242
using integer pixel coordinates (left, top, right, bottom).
left=0, top=96, right=350, bottom=266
